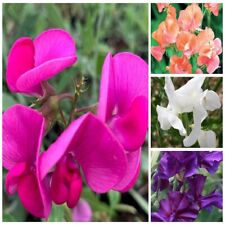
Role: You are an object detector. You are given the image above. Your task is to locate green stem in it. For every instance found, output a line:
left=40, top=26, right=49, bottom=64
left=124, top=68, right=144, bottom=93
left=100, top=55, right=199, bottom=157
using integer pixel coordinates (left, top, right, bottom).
left=74, top=103, right=98, bottom=115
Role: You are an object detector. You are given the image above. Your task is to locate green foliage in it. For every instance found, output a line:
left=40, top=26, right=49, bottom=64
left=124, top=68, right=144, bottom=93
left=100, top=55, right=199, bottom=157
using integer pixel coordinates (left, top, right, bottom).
left=3, top=3, right=148, bottom=222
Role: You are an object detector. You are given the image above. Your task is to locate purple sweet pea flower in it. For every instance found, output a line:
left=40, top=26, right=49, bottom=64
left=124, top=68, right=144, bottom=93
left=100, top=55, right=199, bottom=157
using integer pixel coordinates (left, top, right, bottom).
left=187, top=174, right=222, bottom=210
left=197, top=151, right=223, bottom=174
left=151, top=191, right=199, bottom=222
left=153, top=152, right=198, bottom=192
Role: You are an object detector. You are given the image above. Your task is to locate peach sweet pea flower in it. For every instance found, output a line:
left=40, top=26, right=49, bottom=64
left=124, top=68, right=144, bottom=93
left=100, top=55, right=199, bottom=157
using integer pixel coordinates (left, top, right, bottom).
left=157, top=3, right=169, bottom=13
left=166, top=55, right=192, bottom=74
left=176, top=31, right=197, bottom=57
left=204, top=3, right=220, bottom=16
left=197, top=38, right=222, bottom=73
left=151, top=46, right=165, bottom=62
left=153, top=6, right=179, bottom=48
left=196, top=28, right=222, bottom=73
left=178, top=3, right=203, bottom=31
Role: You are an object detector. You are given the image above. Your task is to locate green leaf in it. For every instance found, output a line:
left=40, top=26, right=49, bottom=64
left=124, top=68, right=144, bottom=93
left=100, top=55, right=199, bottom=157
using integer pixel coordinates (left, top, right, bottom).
left=114, top=204, right=136, bottom=214
left=129, top=189, right=148, bottom=214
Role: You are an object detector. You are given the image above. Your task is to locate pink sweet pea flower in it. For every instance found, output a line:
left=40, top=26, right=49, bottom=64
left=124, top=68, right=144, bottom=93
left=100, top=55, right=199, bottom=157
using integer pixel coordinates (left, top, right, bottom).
left=6, top=28, right=77, bottom=96
left=39, top=112, right=128, bottom=196
left=97, top=52, right=148, bottom=191
left=204, top=3, right=220, bottom=16
left=151, top=46, right=165, bottom=61
left=3, top=104, right=51, bottom=218
left=72, top=199, right=92, bottom=222
left=39, top=52, right=148, bottom=201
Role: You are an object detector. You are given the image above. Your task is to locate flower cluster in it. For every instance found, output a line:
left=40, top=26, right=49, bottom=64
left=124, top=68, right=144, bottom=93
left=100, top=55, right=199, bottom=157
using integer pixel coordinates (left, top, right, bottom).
left=151, top=151, right=222, bottom=222
left=3, top=29, right=148, bottom=219
left=157, top=77, right=221, bottom=147
left=151, top=3, right=222, bottom=74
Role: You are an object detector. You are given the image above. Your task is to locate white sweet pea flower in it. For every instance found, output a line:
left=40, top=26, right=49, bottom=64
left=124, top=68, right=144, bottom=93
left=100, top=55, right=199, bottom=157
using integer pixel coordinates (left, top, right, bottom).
left=156, top=77, right=221, bottom=147
left=156, top=105, right=186, bottom=136
left=198, top=130, right=217, bottom=148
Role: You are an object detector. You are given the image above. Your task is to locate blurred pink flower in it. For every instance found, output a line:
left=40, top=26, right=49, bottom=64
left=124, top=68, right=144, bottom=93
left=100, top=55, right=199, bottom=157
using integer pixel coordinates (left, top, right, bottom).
left=72, top=199, right=92, bottom=222
left=6, top=29, right=77, bottom=96
left=3, top=104, right=51, bottom=218
left=204, top=3, right=220, bottom=16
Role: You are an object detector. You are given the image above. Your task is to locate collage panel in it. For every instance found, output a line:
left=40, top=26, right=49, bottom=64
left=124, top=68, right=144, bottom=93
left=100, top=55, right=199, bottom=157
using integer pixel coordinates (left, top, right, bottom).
left=151, top=150, right=223, bottom=222
left=2, top=3, right=149, bottom=222
left=151, top=3, right=223, bottom=74
left=151, top=77, right=223, bottom=148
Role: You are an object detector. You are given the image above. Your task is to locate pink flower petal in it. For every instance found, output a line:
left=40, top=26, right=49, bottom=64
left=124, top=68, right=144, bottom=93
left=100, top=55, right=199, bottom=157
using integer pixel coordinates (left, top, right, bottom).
left=113, top=149, right=141, bottom=192
left=110, top=96, right=148, bottom=151
left=207, top=55, right=220, bottom=74
left=214, top=38, right=222, bottom=55
left=40, top=113, right=127, bottom=193
left=113, top=52, right=148, bottom=115
left=3, top=104, right=45, bottom=170
left=17, top=56, right=76, bottom=92
left=72, top=199, right=92, bottom=222
left=6, top=37, right=42, bottom=95
left=18, top=172, right=50, bottom=218
left=5, top=162, right=27, bottom=195
left=17, top=29, right=77, bottom=92
left=67, top=172, right=83, bottom=208
left=97, top=53, right=115, bottom=122
left=151, top=46, right=165, bottom=61
left=34, top=29, right=76, bottom=66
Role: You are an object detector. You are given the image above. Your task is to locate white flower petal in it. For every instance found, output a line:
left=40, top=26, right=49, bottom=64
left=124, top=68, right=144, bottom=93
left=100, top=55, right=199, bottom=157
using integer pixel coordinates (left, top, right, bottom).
left=183, top=106, right=207, bottom=147
left=175, top=77, right=205, bottom=113
left=198, top=130, right=217, bottom=148
left=201, top=90, right=221, bottom=111
left=157, top=105, right=186, bottom=136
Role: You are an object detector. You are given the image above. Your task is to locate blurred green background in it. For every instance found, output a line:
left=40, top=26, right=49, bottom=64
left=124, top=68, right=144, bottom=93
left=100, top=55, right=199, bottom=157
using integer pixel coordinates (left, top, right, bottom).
left=3, top=3, right=148, bottom=222
left=151, top=3, right=223, bottom=74
left=151, top=151, right=223, bottom=222
left=151, top=77, right=223, bottom=148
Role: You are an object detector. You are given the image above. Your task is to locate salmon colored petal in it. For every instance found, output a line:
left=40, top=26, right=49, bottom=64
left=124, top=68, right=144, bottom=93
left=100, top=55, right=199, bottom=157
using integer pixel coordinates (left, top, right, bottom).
left=113, top=149, right=141, bottom=192
left=3, top=104, right=45, bottom=170
left=151, top=46, right=165, bottom=61
left=178, top=4, right=203, bottom=31
left=156, top=3, right=169, bottom=12
left=40, top=113, right=127, bottom=193
left=6, top=37, right=42, bottom=95
left=109, top=96, right=148, bottom=151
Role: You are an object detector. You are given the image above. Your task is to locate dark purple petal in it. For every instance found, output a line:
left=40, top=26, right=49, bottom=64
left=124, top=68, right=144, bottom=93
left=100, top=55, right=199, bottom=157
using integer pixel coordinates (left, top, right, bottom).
left=187, top=174, right=206, bottom=200
left=200, top=191, right=222, bottom=209
left=197, top=151, right=222, bottom=174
